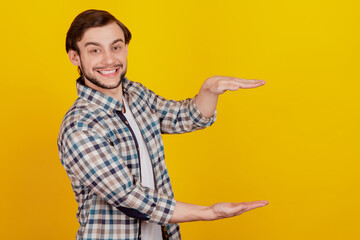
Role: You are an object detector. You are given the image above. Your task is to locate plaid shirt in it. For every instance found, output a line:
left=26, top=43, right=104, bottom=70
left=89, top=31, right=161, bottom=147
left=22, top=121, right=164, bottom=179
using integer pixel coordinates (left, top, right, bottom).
left=57, top=77, right=216, bottom=240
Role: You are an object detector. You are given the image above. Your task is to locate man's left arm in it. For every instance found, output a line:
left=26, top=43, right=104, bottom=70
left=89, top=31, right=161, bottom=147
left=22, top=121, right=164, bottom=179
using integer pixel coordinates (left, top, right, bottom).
left=144, top=76, right=265, bottom=134
left=138, top=76, right=265, bottom=134
left=143, top=85, right=216, bottom=134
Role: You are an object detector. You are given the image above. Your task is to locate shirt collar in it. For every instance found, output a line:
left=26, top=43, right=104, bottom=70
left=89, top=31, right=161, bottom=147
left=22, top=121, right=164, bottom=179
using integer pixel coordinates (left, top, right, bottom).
left=76, top=77, right=131, bottom=114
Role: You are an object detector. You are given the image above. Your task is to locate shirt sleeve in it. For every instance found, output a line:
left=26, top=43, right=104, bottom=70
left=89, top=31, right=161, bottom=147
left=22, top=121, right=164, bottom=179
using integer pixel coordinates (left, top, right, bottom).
left=145, top=88, right=217, bottom=134
left=60, top=127, right=176, bottom=225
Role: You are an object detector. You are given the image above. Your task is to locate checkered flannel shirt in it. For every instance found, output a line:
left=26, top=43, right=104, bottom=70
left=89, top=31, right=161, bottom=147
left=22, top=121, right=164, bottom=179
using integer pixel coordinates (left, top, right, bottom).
left=57, top=77, right=216, bottom=240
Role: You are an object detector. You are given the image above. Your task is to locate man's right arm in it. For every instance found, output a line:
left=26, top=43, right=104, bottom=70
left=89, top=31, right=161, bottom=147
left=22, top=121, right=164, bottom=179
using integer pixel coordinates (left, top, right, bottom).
left=59, top=125, right=268, bottom=225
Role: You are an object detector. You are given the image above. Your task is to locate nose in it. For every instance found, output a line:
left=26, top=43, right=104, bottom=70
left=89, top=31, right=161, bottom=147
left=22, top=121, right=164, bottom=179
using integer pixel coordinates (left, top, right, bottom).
left=101, top=50, right=115, bottom=66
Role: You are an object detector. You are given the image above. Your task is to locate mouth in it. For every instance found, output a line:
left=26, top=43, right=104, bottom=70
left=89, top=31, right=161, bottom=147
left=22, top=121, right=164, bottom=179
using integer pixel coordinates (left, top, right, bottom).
left=96, top=68, right=120, bottom=77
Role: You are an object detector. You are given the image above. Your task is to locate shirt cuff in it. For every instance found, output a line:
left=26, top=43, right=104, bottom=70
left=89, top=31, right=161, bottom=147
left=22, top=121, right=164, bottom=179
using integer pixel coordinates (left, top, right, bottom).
left=148, top=194, right=176, bottom=225
left=188, top=96, right=217, bottom=127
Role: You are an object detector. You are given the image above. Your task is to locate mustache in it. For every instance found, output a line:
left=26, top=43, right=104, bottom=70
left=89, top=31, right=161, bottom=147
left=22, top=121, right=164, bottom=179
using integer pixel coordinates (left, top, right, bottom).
left=94, top=64, right=123, bottom=71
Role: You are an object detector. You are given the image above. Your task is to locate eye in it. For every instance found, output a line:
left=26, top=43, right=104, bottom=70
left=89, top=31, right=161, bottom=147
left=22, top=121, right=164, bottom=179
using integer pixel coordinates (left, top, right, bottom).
left=90, top=49, right=100, bottom=53
left=113, top=46, right=121, bottom=51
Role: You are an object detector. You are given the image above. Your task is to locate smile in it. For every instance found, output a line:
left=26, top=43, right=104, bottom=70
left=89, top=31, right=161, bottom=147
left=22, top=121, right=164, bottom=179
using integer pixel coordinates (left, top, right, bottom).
left=96, top=68, right=119, bottom=76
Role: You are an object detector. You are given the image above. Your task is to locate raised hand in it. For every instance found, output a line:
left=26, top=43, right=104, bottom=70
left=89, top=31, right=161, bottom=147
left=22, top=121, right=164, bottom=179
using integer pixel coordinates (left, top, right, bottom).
left=195, top=75, right=266, bottom=117
left=201, top=76, right=266, bottom=95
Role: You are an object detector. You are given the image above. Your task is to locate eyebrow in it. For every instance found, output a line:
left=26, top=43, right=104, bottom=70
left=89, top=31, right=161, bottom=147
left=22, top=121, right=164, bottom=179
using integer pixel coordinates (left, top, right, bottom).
left=84, top=38, right=124, bottom=48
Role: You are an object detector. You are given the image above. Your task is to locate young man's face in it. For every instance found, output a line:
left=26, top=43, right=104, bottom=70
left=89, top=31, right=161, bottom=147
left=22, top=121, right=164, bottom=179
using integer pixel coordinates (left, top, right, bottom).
left=69, top=22, right=128, bottom=90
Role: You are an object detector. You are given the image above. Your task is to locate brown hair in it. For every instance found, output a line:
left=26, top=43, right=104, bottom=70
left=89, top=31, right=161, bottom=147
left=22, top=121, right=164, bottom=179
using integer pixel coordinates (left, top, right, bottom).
left=66, top=9, right=131, bottom=53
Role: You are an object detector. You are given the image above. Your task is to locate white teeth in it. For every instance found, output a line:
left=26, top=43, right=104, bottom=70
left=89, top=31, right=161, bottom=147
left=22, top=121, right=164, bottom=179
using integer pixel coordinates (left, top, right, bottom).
left=99, top=69, right=116, bottom=74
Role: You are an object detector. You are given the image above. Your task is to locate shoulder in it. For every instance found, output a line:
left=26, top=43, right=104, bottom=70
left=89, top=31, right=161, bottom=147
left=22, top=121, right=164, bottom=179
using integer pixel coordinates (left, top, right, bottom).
left=123, top=77, right=153, bottom=100
left=57, top=98, right=107, bottom=146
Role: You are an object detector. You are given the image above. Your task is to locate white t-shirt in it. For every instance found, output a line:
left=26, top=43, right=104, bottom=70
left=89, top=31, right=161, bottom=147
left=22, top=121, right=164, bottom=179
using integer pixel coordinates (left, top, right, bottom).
left=123, top=97, right=162, bottom=240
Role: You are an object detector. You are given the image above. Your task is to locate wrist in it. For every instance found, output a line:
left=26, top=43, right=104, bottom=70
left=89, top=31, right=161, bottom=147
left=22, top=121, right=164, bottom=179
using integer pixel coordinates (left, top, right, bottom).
left=195, top=205, right=212, bottom=221
left=199, top=82, right=218, bottom=97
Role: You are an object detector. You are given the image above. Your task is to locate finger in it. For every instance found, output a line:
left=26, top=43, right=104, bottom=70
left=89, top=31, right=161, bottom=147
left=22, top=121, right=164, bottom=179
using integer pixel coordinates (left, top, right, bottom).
left=239, top=79, right=266, bottom=84
left=220, top=80, right=265, bottom=90
left=241, top=200, right=269, bottom=212
left=213, top=76, right=264, bottom=83
left=233, top=200, right=269, bottom=213
left=236, top=80, right=266, bottom=88
left=220, top=77, right=265, bottom=84
left=216, top=81, right=242, bottom=92
left=211, top=76, right=266, bottom=87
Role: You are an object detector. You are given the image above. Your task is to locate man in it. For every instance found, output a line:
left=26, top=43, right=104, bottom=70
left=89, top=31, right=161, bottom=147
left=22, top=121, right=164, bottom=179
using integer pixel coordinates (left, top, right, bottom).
left=58, top=9, right=268, bottom=240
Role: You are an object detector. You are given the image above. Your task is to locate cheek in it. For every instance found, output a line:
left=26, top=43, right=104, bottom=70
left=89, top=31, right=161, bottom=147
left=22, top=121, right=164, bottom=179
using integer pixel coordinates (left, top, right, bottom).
left=120, top=49, right=128, bottom=61
left=82, top=58, right=97, bottom=70
left=120, top=54, right=128, bottom=64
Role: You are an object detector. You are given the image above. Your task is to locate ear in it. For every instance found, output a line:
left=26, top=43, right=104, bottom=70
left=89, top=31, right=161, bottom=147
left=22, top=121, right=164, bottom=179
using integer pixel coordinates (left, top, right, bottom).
left=68, top=49, right=80, bottom=67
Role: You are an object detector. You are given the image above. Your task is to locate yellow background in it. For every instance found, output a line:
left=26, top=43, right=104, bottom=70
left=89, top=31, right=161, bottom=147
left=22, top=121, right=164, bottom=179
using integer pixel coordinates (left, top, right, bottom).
left=1, top=0, right=359, bottom=239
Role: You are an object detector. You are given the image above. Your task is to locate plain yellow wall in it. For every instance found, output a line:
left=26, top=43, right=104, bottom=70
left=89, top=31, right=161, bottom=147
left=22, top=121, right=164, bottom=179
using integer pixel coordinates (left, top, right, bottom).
left=1, top=0, right=359, bottom=239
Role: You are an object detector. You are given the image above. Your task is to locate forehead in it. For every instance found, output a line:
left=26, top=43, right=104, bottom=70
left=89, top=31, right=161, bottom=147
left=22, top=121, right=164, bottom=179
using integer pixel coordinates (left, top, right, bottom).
left=79, top=22, right=125, bottom=46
